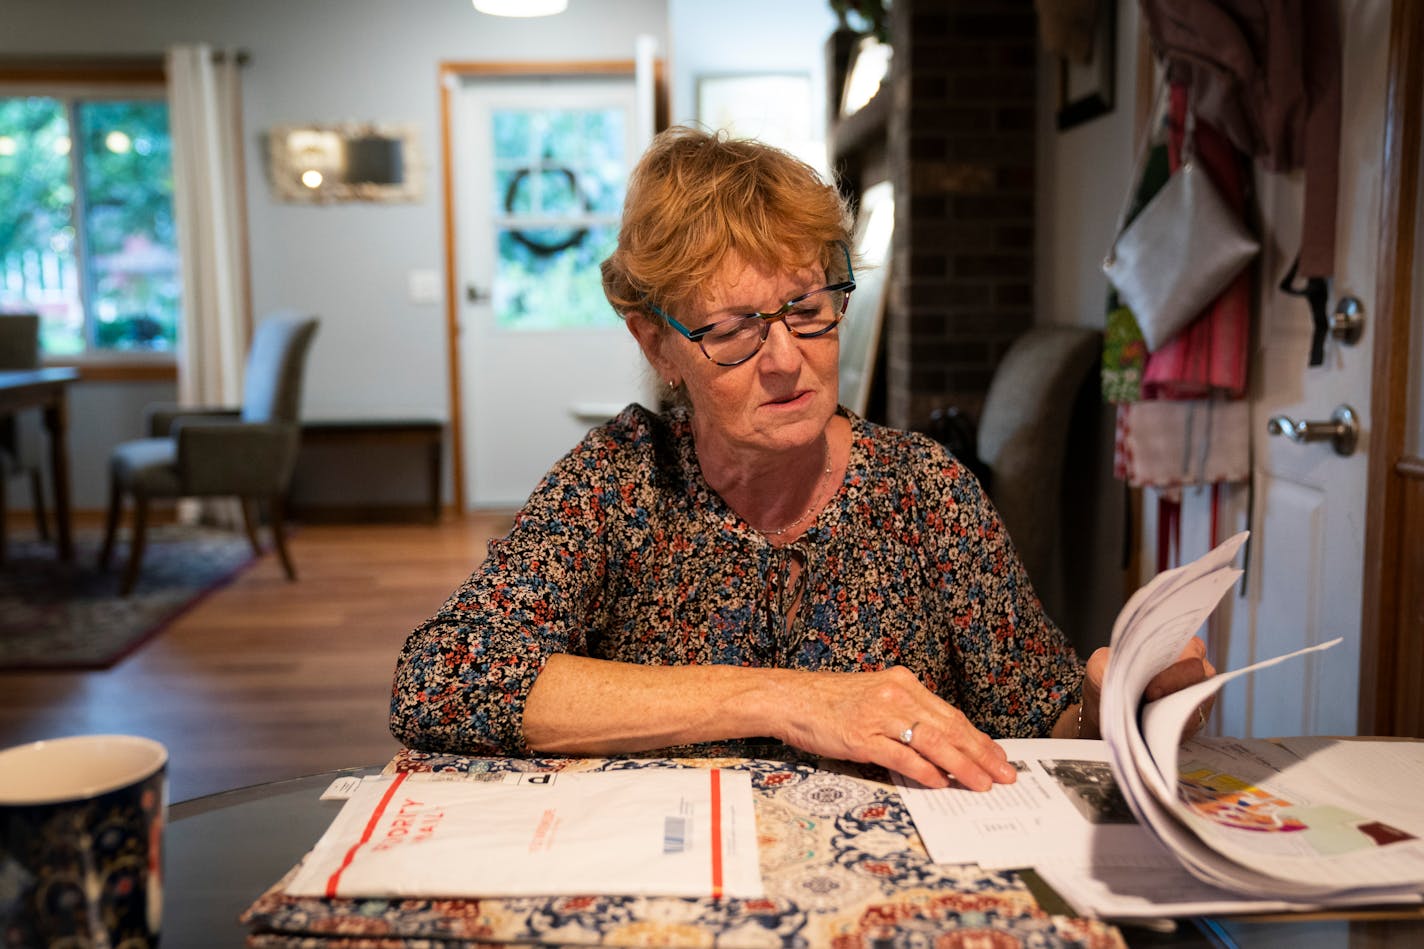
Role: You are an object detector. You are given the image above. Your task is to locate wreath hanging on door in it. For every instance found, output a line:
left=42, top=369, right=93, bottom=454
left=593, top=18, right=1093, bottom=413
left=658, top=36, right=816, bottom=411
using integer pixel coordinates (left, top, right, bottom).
left=503, top=166, right=590, bottom=256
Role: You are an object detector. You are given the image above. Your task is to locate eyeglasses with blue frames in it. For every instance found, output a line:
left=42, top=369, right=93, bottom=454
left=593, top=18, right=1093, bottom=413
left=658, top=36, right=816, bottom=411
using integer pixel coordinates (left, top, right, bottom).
left=649, top=242, right=856, bottom=367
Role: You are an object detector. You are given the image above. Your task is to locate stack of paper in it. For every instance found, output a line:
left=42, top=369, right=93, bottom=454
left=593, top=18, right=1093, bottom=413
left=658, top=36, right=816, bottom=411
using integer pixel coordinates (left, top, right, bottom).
left=899, top=532, right=1424, bottom=919
left=1099, top=532, right=1424, bottom=906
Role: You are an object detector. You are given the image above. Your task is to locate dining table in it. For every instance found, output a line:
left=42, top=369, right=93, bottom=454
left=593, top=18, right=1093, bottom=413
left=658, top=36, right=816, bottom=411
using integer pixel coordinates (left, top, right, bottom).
left=165, top=750, right=1424, bottom=948
left=0, top=367, right=78, bottom=560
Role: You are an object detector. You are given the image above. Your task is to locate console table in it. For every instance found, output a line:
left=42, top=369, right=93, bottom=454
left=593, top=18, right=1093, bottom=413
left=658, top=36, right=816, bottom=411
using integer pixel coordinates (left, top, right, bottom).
left=288, top=419, right=444, bottom=524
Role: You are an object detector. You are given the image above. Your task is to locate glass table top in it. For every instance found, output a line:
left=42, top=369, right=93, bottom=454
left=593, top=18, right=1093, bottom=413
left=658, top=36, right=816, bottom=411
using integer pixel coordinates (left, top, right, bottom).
left=166, top=766, right=1424, bottom=948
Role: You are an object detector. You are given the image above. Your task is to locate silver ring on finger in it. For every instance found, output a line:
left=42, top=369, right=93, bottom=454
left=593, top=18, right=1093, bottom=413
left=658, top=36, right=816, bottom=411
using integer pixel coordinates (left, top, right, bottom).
left=899, top=721, right=919, bottom=745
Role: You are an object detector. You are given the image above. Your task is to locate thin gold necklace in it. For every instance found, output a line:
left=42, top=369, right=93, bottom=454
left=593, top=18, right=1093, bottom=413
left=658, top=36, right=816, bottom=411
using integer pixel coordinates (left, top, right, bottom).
left=757, top=438, right=832, bottom=537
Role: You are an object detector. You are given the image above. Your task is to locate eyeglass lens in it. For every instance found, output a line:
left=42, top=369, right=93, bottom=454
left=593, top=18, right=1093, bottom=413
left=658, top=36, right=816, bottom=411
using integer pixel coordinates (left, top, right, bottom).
left=700, top=286, right=848, bottom=365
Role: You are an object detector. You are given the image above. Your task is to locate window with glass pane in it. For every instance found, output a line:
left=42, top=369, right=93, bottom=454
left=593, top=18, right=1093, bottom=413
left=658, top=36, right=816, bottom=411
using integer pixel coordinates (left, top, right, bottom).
left=491, top=107, right=625, bottom=330
left=0, top=93, right=179, bottom=354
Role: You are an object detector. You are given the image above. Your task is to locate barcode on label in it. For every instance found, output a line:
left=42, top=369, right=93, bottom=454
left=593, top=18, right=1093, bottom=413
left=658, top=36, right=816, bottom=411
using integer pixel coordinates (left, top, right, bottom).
left=419, top=771, right=508, bottom=782
left=663, top=816, right=688, bottom=853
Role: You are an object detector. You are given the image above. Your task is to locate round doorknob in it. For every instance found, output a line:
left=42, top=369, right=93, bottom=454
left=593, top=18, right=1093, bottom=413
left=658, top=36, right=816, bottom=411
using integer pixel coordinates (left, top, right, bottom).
left=1330, top=297, right=1365, bottom=345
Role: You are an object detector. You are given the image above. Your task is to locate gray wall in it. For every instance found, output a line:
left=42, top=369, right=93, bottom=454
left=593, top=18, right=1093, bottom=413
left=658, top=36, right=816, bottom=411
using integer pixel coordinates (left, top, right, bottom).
left=3, top=0, right=836, bottom=511
left=1032, top=0, right=1142, bottom=653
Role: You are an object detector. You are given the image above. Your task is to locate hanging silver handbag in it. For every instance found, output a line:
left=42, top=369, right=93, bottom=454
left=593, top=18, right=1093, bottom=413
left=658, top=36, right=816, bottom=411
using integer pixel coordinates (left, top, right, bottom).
left=1103, top=90, right=1259, bottom=352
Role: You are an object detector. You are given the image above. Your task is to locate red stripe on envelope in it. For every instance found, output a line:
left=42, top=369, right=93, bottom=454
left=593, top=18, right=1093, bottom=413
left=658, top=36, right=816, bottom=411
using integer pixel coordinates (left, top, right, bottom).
left=325, top=771, right=409, bottom=898
left=710, top=769, right=723, bottom=899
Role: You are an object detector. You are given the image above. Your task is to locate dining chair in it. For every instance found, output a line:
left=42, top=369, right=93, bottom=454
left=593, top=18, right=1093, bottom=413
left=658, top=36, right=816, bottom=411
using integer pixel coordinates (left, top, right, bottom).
left=0, top=313, right=50, bottom=563
left=98, top=313, right=319, bottom=595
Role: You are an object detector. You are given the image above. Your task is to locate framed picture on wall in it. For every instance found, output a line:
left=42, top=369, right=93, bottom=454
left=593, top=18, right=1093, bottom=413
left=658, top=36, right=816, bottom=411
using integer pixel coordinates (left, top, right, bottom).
left=1055, top=0, right=1115, bottom=130
left=696, top=73, right=821, bottom=170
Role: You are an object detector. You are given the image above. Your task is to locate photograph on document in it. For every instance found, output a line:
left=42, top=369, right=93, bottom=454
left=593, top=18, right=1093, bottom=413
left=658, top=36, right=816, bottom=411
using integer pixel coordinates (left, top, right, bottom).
left=1040, top=758, right=1136, bottom=825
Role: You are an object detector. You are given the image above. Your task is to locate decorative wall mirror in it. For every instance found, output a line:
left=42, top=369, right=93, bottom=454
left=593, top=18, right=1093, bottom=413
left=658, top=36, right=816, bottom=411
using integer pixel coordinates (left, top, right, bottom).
left=265, top=122, right=423, bottom=203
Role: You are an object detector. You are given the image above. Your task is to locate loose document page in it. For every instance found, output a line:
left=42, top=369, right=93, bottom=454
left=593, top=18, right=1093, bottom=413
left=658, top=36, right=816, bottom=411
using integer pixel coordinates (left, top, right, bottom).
left=286, top=768, right=763, bottom=900
left=895, top=739, right=1171, bottom=872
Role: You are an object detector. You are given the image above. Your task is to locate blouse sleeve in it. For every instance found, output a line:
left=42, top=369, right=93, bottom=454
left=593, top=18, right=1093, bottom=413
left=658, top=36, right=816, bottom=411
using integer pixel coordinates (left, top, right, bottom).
left=388, top=437, right=615, bottom=756
left=912, top=436, right=1084, bottom=738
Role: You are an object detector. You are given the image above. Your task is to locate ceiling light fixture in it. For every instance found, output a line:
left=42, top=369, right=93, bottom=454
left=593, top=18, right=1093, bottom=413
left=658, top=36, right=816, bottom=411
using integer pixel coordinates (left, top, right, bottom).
left=472, top=0, right=568, bottom=16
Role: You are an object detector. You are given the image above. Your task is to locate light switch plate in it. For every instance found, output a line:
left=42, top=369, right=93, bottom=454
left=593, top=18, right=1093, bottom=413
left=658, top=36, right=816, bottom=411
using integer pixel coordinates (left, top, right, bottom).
left=408, top=269, right=441, bottom=304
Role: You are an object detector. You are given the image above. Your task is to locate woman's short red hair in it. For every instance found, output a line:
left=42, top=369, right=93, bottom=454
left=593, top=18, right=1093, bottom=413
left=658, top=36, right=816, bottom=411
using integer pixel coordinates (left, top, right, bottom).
left=602, top=126, right=852, bottom=330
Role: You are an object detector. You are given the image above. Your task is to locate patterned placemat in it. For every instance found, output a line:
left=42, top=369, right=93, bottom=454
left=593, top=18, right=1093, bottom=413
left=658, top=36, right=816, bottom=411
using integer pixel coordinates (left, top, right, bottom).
left=240, top=750, right=1125, bottom=948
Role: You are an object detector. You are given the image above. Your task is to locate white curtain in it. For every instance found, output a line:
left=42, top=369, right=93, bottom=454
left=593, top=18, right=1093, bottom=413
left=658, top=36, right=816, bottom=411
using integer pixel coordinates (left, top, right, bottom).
left=167, top=45, right=249, bottom=527
left=166, top=44, right=248, bottom=408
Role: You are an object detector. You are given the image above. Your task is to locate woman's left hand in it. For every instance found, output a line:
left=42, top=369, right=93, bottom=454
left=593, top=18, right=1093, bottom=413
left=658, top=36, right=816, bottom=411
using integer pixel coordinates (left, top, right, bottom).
left=1081, top=637, right=1217, bottom=740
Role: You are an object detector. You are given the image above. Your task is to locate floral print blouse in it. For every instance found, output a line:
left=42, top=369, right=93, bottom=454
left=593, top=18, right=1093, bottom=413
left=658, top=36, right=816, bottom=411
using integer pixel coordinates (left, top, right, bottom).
left=390, top=404, right=1085, bottom=756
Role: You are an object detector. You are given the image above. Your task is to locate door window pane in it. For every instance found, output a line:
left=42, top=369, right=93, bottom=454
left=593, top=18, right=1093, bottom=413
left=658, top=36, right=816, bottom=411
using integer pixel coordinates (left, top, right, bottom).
left=495, top=225, right=618, bottom=330
left=490, top=107, right=626, bottom=330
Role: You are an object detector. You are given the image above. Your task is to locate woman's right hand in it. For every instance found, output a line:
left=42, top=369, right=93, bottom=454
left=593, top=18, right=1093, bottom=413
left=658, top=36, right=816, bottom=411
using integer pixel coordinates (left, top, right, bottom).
left=774, top=666, right=1017, bottom=791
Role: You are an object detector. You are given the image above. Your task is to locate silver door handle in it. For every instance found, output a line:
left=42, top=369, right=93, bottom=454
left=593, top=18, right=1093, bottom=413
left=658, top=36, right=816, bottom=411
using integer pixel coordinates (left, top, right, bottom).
left=1266, top=404, right=1359, bottom=456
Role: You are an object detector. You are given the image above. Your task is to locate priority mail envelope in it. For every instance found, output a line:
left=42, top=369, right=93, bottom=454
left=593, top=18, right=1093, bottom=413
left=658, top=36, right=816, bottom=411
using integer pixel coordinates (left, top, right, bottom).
left=285, top=767, right=763, bottom=900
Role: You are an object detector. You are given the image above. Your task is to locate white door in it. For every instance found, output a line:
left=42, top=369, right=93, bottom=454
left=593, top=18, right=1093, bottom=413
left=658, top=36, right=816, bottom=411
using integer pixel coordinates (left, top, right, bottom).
left=452, top=76, right=653, bottom=509
left=1190, top=0, right=1387, bottom=738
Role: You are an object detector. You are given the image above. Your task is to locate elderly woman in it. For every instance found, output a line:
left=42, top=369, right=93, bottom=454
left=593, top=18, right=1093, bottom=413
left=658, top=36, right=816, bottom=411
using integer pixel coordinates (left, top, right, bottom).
left=391, top=127, right=1212, bottom=791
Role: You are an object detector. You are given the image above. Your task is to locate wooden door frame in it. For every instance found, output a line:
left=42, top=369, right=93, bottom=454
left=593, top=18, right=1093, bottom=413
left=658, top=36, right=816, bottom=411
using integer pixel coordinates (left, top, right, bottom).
left=436, top=60, right=667, bottom=512
left=1358, top=3, right=1423, bottom=736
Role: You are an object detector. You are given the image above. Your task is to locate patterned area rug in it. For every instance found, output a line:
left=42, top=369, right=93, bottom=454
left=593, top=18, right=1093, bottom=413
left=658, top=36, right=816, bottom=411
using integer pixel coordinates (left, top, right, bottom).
left=0, top=525, right=258, bottom=671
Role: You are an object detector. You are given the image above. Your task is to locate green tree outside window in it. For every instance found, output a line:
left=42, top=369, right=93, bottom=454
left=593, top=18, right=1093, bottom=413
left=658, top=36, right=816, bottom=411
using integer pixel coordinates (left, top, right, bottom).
left=0, top=94, right=179, bottom=355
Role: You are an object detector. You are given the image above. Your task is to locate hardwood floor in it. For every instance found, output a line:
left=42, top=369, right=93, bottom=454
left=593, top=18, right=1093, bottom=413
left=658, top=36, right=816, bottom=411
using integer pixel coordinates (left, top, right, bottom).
left=0, top=514, right=512, bottom=802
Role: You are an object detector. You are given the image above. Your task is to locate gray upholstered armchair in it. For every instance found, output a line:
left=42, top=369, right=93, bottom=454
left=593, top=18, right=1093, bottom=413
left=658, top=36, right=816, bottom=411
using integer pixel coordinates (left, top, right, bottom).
left=924, top=325, right=1103, bottom=644
left=975, top=325, right=1102, bottom=611
left=99, top=313, right=319, bottom=595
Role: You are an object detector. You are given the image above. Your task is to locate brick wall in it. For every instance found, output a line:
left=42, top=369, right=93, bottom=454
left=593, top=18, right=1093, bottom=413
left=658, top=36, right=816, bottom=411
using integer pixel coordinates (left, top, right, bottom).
left=884, top=0, right=1038, bottom=429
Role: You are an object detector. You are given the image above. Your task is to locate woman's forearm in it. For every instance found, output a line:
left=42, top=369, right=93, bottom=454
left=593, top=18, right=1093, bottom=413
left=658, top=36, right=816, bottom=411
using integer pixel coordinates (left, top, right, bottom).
left=522, top=654, right=797, bottom=753
left=522, top=656, right=1018, bottom=792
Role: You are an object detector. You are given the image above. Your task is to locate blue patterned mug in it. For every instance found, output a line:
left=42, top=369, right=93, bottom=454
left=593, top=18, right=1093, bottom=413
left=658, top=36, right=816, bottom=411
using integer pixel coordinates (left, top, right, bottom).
left=0, top=735, right=167, bottom=948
